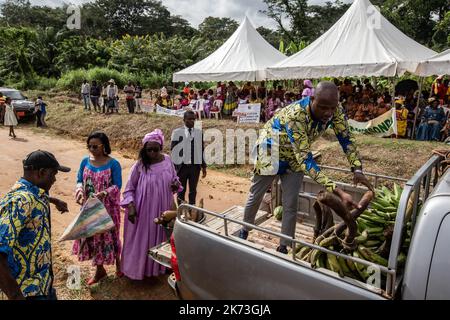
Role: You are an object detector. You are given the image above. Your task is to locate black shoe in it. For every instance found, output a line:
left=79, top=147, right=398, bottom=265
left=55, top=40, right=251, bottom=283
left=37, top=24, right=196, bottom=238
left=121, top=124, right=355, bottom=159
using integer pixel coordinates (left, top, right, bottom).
left=238, top=229, right=248, bottom=240
left=276, top=245, right=288, bottom=254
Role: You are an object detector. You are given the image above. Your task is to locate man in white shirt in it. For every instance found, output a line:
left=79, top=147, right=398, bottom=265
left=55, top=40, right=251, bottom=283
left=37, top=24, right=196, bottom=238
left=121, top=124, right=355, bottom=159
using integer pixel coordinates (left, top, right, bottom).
left=106, top=79, right=119, bottom=113
left=81, top=80, right=91, bottom=111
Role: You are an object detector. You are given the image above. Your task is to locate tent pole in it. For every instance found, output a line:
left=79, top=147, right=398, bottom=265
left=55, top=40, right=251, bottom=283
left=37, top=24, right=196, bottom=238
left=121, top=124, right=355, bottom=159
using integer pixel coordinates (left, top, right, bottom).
left=391, top=77, right=396, bottom=98
left=172, top=81, right=175, bottom=109
left=411, top=77, right=423, bottom=140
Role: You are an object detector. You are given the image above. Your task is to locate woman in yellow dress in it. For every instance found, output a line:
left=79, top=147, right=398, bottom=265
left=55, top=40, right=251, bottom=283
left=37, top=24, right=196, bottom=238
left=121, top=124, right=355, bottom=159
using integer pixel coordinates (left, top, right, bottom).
left=395, top=98, right=408, bottom=138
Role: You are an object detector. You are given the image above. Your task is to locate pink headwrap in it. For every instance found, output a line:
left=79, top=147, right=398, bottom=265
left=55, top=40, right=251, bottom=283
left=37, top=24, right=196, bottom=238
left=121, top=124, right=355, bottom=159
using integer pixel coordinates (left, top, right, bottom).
left=142, top=129, right=164, bottom=147
left=304, top=79, right=313, bottom=88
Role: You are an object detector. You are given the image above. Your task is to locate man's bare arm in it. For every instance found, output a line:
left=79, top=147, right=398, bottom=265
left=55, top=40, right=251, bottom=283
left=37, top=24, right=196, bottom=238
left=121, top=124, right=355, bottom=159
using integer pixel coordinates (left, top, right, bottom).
left=0, top=253, right=24, bottom=300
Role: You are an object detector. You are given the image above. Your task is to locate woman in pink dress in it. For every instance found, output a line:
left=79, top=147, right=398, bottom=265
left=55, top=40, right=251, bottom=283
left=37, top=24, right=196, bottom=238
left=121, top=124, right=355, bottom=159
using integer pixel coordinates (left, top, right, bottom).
left=74, top=131, right=123, bottom=285
left=120, top=129, right=181, bottom=280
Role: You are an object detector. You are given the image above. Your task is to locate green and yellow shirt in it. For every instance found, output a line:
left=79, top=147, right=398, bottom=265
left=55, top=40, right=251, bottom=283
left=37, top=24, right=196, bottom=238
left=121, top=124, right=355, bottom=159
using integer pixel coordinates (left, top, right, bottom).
left=0, top=179, right=52, bottom=297
left=253, top=97, right=362, bottom=192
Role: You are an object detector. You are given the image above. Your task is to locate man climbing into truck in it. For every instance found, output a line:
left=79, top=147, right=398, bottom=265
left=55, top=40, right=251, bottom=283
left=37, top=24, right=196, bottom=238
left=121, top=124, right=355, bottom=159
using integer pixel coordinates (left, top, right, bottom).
left=239, top=81, right=373, bottom=254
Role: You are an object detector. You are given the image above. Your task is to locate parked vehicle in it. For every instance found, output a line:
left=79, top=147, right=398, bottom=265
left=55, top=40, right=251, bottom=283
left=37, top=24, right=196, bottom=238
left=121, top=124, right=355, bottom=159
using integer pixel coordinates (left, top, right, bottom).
left=0, top=87, right=35, bottom=120
left=150, top=155, right=449, bottom=300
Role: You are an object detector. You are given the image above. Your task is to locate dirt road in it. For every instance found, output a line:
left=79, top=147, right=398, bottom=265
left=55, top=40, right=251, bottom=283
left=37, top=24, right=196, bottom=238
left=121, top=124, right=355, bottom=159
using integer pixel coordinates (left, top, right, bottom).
left=0, top=127, right=250, bottom=300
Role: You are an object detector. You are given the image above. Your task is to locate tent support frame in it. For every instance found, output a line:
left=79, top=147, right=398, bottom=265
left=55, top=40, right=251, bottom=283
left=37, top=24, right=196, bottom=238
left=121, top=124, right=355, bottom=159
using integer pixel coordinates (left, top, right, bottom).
left=412, top=77, right=424, bottom=139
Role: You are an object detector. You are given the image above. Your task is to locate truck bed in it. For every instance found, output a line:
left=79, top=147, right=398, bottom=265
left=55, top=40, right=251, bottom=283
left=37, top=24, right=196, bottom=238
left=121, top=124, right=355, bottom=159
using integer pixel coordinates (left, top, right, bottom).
left=248, top=217, right=314, bottom=250
left=149, top=206, right=315, bottom=269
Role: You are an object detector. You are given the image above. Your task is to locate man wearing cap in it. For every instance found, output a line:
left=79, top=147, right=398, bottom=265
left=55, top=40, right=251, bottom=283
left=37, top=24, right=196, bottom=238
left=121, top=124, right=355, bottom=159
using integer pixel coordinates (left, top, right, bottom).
left=0, top=150, right=70, bottom=300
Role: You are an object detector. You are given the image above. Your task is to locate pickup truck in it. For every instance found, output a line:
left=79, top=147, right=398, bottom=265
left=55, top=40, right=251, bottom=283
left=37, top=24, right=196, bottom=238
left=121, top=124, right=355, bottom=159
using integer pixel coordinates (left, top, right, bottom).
left=150, top=154, right=449, bottom=299
left=0, top=87, right=35, bottom=120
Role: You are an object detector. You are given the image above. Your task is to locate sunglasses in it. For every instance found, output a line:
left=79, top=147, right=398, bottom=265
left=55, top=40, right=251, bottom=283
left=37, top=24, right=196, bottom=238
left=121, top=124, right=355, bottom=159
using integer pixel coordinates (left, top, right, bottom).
left=87, top=144, right=103, bottom=150
left=145, top=147, right=160, bottom=153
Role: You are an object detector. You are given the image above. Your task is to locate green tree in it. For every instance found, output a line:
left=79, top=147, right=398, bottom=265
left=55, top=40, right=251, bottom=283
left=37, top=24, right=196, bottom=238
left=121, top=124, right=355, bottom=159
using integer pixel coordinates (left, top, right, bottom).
left=55, top=36, right=110, bottom=73
left=198, top=17, right=239, bottom=42
left=79, top=3, right=111, bottom=38
left=261, top=0, right=351, bottom=43
left=167, top=15, right=198, bottom=38
left=261, top=0, right=311, bottom=42
left=0, top=27, right=38, bottom=80
left=365, top=0, right=449, bottom=48
left=434, top=11, right=450, bottom=50
left=0, top=0, right=67, bottom=30
left=308, top=1, right=350, bottom=38
left=93, top=0, right=182, bottom=37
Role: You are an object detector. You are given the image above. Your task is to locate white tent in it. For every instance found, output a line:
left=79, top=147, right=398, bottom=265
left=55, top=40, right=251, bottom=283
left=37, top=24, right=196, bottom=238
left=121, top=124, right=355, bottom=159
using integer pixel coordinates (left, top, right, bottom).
left=172, top=16, right=287, bottom=83
left=415, top=49, right=450, bottom=76
left=266, top=0, right=437, bottom=79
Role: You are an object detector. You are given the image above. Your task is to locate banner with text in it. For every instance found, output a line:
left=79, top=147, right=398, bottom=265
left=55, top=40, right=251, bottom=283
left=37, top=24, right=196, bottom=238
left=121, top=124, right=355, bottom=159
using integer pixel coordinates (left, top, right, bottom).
left=348, top=108, right=397, bottom=137
left=233, top=103, right=261, bottom=124
left=140, top=99, right=154, bottom=113
left=156, top=105, right=186, bottom=118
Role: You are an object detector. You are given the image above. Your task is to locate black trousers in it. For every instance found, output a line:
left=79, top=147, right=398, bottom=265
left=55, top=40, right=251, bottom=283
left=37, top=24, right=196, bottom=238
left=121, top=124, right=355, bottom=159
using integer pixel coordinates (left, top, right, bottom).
left=126, top=99, right=135, bottom=113
left=35, top=110, right=42, bottom=127
left=177, top=165, right=201, bottom=205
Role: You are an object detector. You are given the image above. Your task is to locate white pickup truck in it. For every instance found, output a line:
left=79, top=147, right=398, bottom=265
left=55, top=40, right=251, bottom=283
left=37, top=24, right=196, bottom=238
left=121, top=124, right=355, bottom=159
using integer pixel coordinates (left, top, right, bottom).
left=150, top=155, right=450, bottom=300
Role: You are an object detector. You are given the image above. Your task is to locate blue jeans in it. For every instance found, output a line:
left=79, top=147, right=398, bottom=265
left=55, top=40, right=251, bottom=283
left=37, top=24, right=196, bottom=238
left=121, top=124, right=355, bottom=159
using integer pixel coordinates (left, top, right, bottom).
left=416, top=123, right=428, bottom=141
left=82, top=94, right=90, bottom=110
left=428, top=123, right=442, bottom=141
left=416, top=123, right=442, bottom=141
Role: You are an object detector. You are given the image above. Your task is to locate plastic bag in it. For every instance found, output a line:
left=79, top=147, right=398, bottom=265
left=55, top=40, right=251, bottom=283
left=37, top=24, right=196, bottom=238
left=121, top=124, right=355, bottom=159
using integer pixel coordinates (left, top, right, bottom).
left=59, top=197, right=115, bottom=241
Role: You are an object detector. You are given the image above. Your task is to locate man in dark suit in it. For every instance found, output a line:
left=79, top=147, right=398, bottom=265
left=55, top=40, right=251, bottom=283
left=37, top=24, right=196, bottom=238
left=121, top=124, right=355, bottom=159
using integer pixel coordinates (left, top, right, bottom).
left=171, top=110, right=207, bottom=206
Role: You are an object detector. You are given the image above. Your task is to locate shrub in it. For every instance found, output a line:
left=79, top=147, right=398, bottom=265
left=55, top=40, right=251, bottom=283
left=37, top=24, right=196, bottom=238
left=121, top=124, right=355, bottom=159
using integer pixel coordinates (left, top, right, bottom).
left=4, top=76, right=58, bottom=91
left=56, top=67, right=132, bottom=91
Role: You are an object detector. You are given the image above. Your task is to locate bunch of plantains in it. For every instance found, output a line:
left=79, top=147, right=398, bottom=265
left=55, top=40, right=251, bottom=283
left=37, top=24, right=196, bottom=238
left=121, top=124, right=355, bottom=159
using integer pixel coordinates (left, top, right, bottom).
left=294, top=183, right=413, bottom=283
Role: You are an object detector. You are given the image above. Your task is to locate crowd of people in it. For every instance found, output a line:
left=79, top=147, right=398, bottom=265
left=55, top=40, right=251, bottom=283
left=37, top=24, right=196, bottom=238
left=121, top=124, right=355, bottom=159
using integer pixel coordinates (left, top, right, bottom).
left=2, top=80, right=450, bottom=300
left=0, top=109, right=209, bottom=299
left=77, top=76, right=450, bottom=142
left=81, top=79, right=143, bottom=114
left=338, top=77, right=450, bottom=142
left=167, top=80, right=315, bottom=122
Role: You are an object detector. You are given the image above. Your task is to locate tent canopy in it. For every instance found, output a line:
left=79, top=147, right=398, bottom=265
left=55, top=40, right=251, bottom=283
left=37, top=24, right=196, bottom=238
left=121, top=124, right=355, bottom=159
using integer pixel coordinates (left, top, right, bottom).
left=415, top=49, right=450, bottom=76
left=173, top=16, right=287, bottom=83
left=267, top=0, right=437, bottom=80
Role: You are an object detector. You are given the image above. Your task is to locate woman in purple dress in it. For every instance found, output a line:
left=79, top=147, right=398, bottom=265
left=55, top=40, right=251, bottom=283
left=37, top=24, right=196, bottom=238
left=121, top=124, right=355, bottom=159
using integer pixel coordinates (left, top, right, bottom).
left=74, top=131, right=123, bottom=285
left=120, top=129, right=181, bottom=280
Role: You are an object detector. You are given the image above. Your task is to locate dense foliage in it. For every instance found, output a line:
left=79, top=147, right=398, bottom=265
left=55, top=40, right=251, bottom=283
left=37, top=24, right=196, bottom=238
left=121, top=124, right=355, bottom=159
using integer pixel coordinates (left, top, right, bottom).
left=0, top=0, right=447, bottom=91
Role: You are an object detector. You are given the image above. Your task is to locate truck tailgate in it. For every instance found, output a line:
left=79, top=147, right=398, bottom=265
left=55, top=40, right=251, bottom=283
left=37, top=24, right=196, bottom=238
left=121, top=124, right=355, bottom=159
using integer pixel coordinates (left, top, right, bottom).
left=149, top=206, right=270, bottom=267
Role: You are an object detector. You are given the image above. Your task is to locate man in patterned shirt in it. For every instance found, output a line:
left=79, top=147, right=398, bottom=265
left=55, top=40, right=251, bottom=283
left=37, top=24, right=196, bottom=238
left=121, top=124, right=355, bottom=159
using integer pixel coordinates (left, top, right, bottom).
left=239, top=81, right=373, bottom=254
left=0, top=150, right=70, bottom=300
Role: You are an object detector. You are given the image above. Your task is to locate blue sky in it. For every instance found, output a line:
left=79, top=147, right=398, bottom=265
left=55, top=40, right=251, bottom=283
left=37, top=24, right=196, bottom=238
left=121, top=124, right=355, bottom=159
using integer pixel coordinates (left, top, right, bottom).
left=0, top=0, right=353, bottom=29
